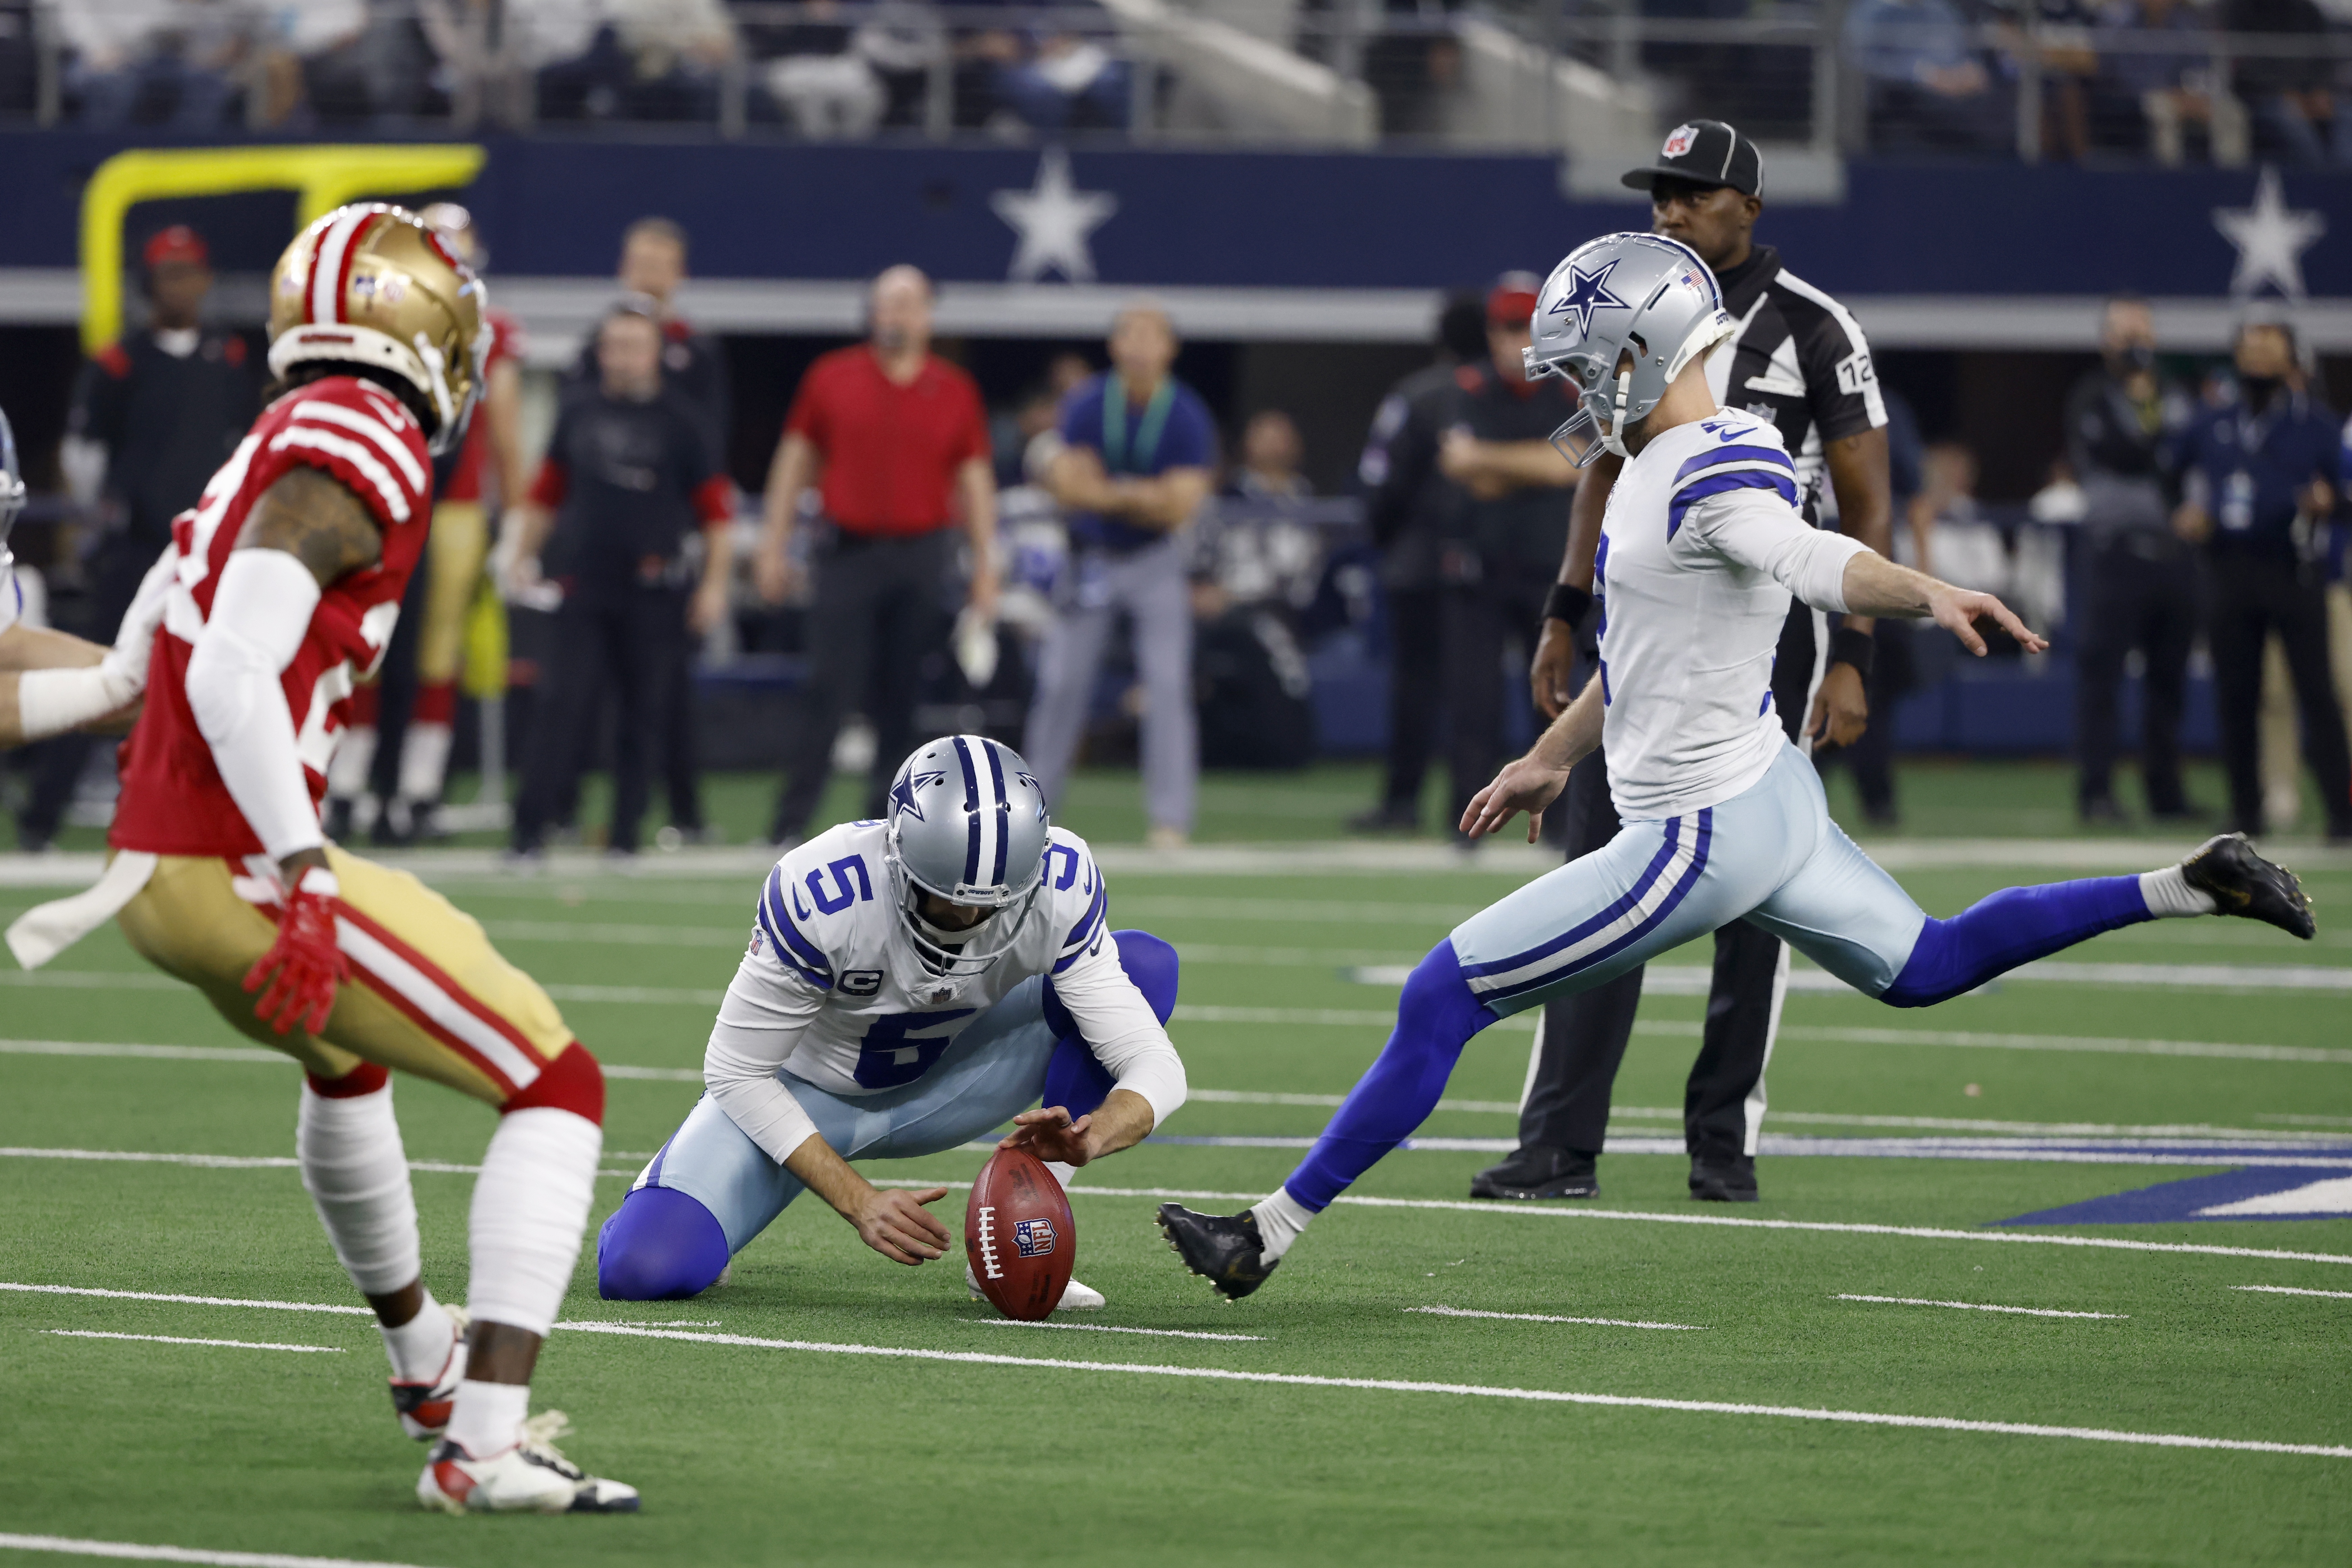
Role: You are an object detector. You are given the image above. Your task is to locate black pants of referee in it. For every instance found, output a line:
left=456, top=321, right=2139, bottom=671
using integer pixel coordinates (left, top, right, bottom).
left=2074, top=540, right=2199, bottom=816
left=1511, top=603, right=1824, bottom=1174
left=769, top=528, right=953, bottom=844
left=512, top=586, right=692, bottom=856
left=2206, top=553, right=2352, bottom=840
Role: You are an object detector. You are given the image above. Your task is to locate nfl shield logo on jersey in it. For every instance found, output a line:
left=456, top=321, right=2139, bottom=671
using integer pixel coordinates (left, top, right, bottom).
left=1661, top=123, right=1698, bottom=157
left=1014, top=1218, right=1057, bottom=1257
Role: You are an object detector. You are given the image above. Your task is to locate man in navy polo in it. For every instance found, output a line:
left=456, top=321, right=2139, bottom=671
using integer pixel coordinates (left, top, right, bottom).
left=1025, top=300, right=1217, bottom=848
left=2172, top=310, right=2352, bottom=842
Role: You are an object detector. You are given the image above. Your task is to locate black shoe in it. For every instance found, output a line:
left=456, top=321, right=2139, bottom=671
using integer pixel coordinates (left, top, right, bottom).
left=2079, top=796, right=2128, bottom=827
left=322, top=797, right=355, bottom=843
left=370, top=798, right=415, bottom=848
left=1689, top=1155, right=1759, bottom=1202
left=1469, top=1145, right=1599, bottom=1201
left=1155, top=1204, right=1278, bottom=1300
left=2182, top=833, right=2315, bottom=939
left=1344, top=803, right=1418, bottom=836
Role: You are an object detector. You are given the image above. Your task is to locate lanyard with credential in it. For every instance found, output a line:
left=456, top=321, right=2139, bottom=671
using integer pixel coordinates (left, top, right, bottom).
left=1101, top=373, right=1175, bottom=476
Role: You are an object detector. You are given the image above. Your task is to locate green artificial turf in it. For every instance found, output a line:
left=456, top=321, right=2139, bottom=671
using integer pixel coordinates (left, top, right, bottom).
left=2, top=771, right=2349, bottom=1566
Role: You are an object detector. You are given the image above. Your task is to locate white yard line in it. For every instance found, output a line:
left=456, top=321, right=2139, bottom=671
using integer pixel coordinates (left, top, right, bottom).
left=549, top=1321, right=2351, bottom=1458
left=0, top=1536, right=444, bottom=1568
left=42, top=1330, right=345, bottom=1353
left=1407, top=1304, right=1704, bottom=1331
left=970, top=1319, right=1265, bottom=1342
left=1832, top=1295, right=2127, bottom=1320
left=2230, top=1284, right=2352, bottom=1300
left=0, top=972, right=725, bottom=1007
left=0, top=1282, right=372, bottom=1314
left=0, top=1149, right=639, bottom=1179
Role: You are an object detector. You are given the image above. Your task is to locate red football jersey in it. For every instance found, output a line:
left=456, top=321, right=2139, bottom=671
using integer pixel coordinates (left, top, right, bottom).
left=440, top=308, right=523, bottom=505
left=112, top=376, right=433, bottom=859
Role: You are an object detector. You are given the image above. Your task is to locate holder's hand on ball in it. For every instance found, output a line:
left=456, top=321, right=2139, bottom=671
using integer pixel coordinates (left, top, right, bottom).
left=1000, top=1106, right=1097, bottom=1166
left=851, top=1185, right=951, bottom=1265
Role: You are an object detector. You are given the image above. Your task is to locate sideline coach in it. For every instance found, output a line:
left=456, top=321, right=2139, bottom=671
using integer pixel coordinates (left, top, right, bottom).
left=1475, top=121, right=1895, bottom=1204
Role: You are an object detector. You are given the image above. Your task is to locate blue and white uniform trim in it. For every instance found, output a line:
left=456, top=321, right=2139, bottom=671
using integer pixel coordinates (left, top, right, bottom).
left=1460, top=807, right=1713, bottom=1004
left=1666, top=442, right=1798, bottom=539
left=757, top=864, right=834, bottom=990
left=1052, top=868, right=1109, bottom=975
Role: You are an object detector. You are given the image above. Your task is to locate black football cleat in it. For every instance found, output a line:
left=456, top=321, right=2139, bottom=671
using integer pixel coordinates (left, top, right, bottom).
left=1689, top=1155, right=1758, bottom=1203
left=1469, top=1146, right=1599, bottom=1201
left=1156, top=1204, right=1278, bottom=1301
left=2182, top=833, right=2315, bottom=940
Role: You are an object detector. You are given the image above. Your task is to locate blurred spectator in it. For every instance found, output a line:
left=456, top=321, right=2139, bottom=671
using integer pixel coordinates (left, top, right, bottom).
left=952, top=0, right=1132, bottom=132
left=62, top=0, right=240, bottom=127
left=1026, top=300, right=1214, bottom=849
left=506, top=303, right=737, bottom=858
left=519, top=0, right=736, bottom=121
left=1432, top=274, right=1579, bottom=837
left=1199, top=411, right=1319, bottom=608
left=2224, top=0, right=2347, bottom=163
left=1990, top=0, right=2099, bottom=159
left=1192, top=412, right=1319, bottom=770
left=991, top=355, right=1094, bottom=488
left=753, top=266, right=996, bottom=845
left=567, top=216, right=730, bottom=839
left=2068, top=296, right=2203, bottom=825
left=2099, top=0, right=2249, bottom=164
left=745, top=0, right=884, bottom=137
left=1846, top=0, right=2013, bottom=151
left=1344, top=292, right=1484, bottom=835
left=1297, top=0, right=1461, bottom=136
left=21, top=226, right=255, bottom=851
left=2168, top=312, right=2352, bottom=841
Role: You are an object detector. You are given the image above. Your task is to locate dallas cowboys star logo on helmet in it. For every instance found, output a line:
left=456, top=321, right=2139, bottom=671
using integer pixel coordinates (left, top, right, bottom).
left=889, top=769, right=947, bottom=822
left=1550, top=259, right=1630, bottom=342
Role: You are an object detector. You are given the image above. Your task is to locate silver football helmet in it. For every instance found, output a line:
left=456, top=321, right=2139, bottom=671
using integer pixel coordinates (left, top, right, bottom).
left=883, top=734, right=1052, bottom=978
left=1524, top=231, right=1735, bottom=467
left=0, top=406, right=23, bottom=554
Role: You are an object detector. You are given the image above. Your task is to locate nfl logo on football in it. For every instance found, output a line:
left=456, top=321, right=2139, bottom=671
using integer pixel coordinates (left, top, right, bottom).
left=1013, top=1217, right=1057, bottom=1258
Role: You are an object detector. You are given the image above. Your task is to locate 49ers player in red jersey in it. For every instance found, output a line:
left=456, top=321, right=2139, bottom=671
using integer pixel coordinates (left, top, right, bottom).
left=9, top=204, right=635, bottom=1515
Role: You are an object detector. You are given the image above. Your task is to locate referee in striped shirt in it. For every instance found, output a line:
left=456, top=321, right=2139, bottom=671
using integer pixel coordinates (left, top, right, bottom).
left=1472, top=120, right=1894, bottom=1205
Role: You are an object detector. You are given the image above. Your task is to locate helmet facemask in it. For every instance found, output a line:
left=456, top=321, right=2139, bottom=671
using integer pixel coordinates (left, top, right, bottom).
left=883, top=820, right=1045, bottom=979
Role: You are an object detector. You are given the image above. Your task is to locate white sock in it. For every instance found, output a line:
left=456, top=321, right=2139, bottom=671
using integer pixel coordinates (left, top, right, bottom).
left=446, top=1378, right=531, bottom=1458
left=327, top=725, right=377, bottom=803
left=1249, top=1187, right=1316, bottom=1263
left=2140, top=864, right=2217, bottom=919
left=398, top=721, right=453, bottom=804
left=381, top=1290, right=456, bottom=1383
left=1045, top=1160, right=1076, bottom=1192
left=465, top=1107, right=601, bottom=1337
left=296, top=1080, right=422, bottom=1298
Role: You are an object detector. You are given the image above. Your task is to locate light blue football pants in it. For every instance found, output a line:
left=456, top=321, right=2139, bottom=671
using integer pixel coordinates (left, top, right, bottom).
left=1283, top=740, right=2153, bottom=1209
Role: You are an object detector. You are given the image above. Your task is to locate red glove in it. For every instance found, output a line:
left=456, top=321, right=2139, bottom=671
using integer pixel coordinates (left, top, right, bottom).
left=243, top=865, right=350, bottom=1036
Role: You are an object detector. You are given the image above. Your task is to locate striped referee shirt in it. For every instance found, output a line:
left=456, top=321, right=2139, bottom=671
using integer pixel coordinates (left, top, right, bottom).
left=1701, top=245, right=1886, bottom=526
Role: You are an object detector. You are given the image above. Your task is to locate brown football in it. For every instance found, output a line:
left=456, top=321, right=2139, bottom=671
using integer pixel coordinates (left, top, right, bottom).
left=964, top=1144, right=1073, bottom=1321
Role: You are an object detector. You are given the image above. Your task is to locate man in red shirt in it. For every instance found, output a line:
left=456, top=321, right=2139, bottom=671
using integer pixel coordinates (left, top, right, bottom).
left=753, top=264, right=998, bottom=844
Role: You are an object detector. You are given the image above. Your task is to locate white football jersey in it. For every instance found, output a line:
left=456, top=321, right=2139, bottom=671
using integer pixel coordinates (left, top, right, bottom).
left=713, top=818, right=1145, bottom=1102
left=1595, top=415, right=1866, bottom=821
left=0, top=553, right=19, bottom=638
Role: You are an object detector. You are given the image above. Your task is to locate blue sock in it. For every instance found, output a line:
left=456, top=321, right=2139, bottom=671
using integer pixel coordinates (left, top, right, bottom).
left=1042, top=929, right=1178, bottom=1118
left=1283, top=939, right=1498, bottom=1211
left=596, top=1184, right=730, bottom=1300
left=1882, top=875, right=2149, bottom=1009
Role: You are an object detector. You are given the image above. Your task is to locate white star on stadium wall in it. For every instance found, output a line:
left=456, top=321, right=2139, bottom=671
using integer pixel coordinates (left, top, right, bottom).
left=991, top=148, right=1119, bottom=284
left=2212, top=166, right=2325, bottom=300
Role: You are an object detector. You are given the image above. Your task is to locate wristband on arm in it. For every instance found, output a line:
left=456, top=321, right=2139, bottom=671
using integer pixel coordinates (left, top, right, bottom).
left=1828, top=625, right=1876, bottom=680
left=1543, top=582, right=1593, bottom=627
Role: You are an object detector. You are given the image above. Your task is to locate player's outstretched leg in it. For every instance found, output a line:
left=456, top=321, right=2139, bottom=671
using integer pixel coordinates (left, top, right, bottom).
left=1878, top=833, right=2311, bottom=1008
left=296, top=1061, right=467, bottom=1440
left=1159, top=938, right=1493, bottom=1300
left=422, top=1042, right=639, bottom=1514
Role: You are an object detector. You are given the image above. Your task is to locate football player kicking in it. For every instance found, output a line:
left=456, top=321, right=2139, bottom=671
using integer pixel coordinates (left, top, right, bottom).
left=6, top=207, right=635, bottom=1513
left=0, top=406, right=167, bottom=749
left=1157, top=232, right=2315, bottom=1301
left=597, top=735, right=1187, bottom=1308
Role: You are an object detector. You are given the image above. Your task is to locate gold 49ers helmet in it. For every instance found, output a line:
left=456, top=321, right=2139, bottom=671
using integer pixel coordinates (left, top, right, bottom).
left=267, top=202, right=487, bottom=455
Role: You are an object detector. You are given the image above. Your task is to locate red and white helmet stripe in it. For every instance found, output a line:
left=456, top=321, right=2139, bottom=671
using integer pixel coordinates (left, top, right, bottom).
left=306, top=206, right=380, bottom=328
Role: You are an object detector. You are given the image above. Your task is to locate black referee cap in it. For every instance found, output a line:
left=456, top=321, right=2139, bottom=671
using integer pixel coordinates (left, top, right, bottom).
left=1620, top=120, right=1765, bottom=198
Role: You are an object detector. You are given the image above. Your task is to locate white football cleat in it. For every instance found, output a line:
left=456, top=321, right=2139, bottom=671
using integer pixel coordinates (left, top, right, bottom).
left=389, top=1304, right=468, bottom=1441
left=967, top=1263, right=1106, bottom=1312
left=416, top=1412, right=639, bottom=1515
